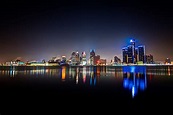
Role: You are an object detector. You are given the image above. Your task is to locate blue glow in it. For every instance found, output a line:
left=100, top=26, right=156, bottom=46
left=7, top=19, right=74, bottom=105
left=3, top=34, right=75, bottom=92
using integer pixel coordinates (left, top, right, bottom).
left=123, top=70, right=147, bottom=98
left=130, top=39, right=135, bottom=43
left=136, top=79, right=139, bottom=87
left=140, top=80, right=145, bottom=90
left=94, top=77, right=96, bottom=86
left=90, top=49, right=95, bottom=52
left=123, top=66, right=146, bottom=73
left=129, top=82, right=133, bottom=89
left=132, top=86, right=136, bottom=98
left=90, top=77, right=92, bottom=85
left=131, top=66, right=135, bottom=72
left=123, top=78, right=128, bottom=88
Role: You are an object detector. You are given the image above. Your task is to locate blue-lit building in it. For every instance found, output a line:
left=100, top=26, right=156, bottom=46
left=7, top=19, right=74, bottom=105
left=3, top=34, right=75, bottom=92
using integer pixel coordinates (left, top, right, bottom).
left=138, top=45, right=145, bottom=63
left=122, top=39, right=146, bottom=64
left=127, top=45, right=134, bottom=63
left=135, top=48, right=138, bottom=62
left=130, top=39, right=136, bottom=63
left=122, top=45, right=135, bottom=64
left=122, top=47, right=128, bottom=63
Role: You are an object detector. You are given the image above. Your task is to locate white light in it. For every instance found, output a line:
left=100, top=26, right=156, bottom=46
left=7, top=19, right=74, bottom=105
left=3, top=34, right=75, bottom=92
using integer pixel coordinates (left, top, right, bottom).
left=132, top=86, right=135, bottom=98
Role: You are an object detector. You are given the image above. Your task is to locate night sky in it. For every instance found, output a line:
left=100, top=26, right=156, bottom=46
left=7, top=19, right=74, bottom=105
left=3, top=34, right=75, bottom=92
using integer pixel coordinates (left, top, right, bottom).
left=0, top=0, right=173, bottom=62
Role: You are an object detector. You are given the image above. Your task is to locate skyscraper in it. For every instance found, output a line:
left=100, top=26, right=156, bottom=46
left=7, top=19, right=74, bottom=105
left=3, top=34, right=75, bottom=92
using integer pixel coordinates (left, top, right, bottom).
left=71, top=51, right=77, bottom=65
left=114, top=56, right=121, bottom=64
left=94, top=55, right=100, bottom=65
left=130, top=39, right=136, bottom=63
left=135, top=48, right=138, bottom=62
left=90, top=49, right=95, bottom=65
left=81, top=52, right=87, bottom=65
left=71, top=51, right=80, bottom=65
left=138, top=45, right=145, bottom=63
left=122, top=47, right=128, bottom=63
left=122, top=39, right=146, bottom=64
left=127, top=45, right=133, bottom=63
left=76, top=51, right=80, bottom=64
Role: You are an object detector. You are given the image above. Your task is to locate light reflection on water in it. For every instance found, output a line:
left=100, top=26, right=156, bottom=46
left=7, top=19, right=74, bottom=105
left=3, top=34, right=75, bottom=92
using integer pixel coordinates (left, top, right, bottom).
left=0, top=66, right=173, bottom=98
left=123, top=72, right=147, bottom=98
left=123, top=66, right=147, bottom=98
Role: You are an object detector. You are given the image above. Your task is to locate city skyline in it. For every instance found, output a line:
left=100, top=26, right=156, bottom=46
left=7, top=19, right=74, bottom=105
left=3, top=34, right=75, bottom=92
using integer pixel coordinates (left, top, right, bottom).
left=0, top=39, right=155, bottom=64
left=0, top=0, right=173, bottom=62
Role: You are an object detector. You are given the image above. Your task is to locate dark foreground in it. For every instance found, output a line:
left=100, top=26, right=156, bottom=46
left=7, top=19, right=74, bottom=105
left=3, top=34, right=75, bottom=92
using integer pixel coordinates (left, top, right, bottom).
left=0, top=66, right=173, bottom=114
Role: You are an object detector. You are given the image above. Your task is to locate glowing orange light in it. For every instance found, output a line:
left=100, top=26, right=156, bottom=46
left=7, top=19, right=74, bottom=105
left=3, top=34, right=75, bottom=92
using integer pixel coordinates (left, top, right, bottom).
left=62, top=67, right=66, bottom=80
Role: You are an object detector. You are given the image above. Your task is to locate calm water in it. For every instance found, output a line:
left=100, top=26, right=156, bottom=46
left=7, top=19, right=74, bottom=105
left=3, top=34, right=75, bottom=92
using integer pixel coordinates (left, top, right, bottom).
left=0, top=66, right=173, bottom=114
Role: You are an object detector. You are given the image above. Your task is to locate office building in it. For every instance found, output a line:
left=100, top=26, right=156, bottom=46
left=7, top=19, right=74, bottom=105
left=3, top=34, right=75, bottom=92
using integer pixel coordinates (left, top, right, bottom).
left=90, top=49, right=95, bottom=65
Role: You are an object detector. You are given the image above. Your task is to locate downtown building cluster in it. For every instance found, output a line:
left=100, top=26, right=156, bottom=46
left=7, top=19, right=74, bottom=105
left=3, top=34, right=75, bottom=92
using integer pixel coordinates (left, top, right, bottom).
left=59, top=50, right=107, bottom=66
left=1, top=39, right=158, bottom=66
left=122, top=39, right=154, bottom=64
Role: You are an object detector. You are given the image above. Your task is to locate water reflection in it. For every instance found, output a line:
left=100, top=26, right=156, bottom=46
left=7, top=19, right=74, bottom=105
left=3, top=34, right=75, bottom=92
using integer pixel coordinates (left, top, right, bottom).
left=9, top=69, right=17, bottom=77
left=67, top=66, right=100, bottom=85
left=90, top=71, right=97, bottom=86
left=82, top=67, right=86, bottom=83
left=76, top=67, right=79, bottom=84
left=123, top=66, right=147, bottom=98
left=147, top=66, right=173, bottom=75
left=1, top=66, right=173, bottom=99
left=88, top=66, right=99, bottom=86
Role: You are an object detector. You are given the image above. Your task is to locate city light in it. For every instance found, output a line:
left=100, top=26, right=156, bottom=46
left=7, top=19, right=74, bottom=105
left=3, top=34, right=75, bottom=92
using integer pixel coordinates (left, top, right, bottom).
left=1, top=39, right=173, bottom=66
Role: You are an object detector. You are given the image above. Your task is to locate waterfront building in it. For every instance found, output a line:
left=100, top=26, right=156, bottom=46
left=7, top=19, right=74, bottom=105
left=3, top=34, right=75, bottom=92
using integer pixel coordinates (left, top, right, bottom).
left=90, top=49, right=95, bottom=65
left=94, top=55, right=100, bottom=65
left=135, top=48, right=138, bottom=62
left=61, top=56, right=66, bottom=63
left=130, top=39, right=136, bottom=63
left=70, top=51, right=80, bottom=65
left=81, top=51, right=87, bottom=65
left=127, top=45, right=133, bottom=64
left=71, top=51, right=77, bottom=65
left=145, top=54, right=154, bottom=64
left=165, top=58, right=171, bottom=64
left=138, top=45, right=145, bottom=63
left=114, top=56, right=121, bottom=65
left=122, top=39, right=146, bottom=64
left=122, top=47, right=128, bottom=64
left=97, top=59, right=106, bottom=65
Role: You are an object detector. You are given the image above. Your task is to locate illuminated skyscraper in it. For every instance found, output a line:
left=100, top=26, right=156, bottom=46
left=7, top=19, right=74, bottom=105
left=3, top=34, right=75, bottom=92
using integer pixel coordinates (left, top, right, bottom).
left=130, top=39, right=136, bottom=63
left=135, top=48, right=138, bottom=62
left=122, top=47, right=128, bottom=63
left=71, top=51, right=77, bottom=65
left=81, top=51, right=87, bottom=65
left=94, top=55, right=100, bottom=65
left=122, top=39, right=146, bottom=64
left=76, top=51, right=80, bottom=64
left=90, top=49, right=95, bottom=65
left=127, top=45, right=133, bottom=63
left=138, top=45, right=145, bottom=63
left=71, top=51, right=80, bottom=65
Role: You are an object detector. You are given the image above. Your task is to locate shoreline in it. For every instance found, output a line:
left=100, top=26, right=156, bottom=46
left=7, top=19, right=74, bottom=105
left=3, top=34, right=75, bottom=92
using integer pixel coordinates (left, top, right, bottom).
left=0, top=64, right=172, bottom=70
